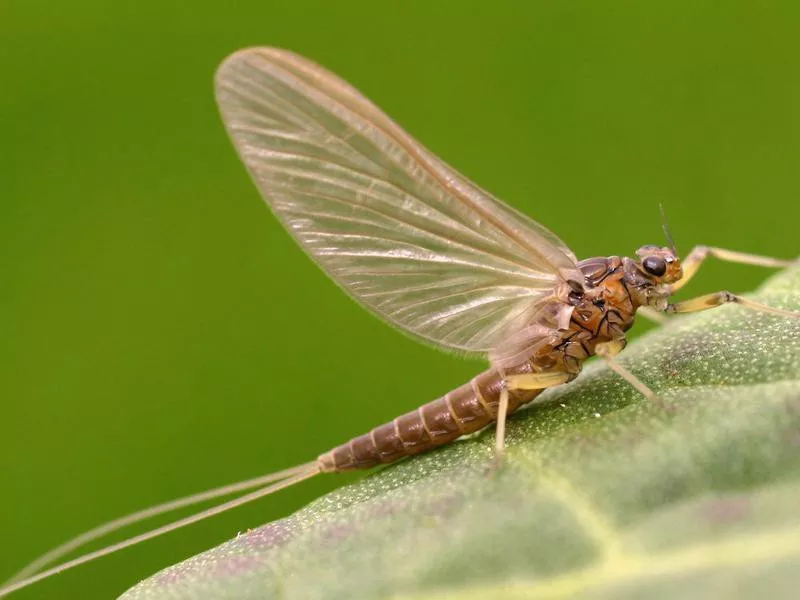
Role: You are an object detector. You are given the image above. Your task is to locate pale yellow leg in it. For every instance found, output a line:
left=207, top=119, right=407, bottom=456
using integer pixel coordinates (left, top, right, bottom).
left=505, top=371, right=574, bottom=390
left=666, top=291, right=800, bottom=319
left=670, top=245, right=797, bottom=294
left=596, top=339, right=662, bottom=408
left=495, top=386, right=509, bottom=463
left=492, top=371, right=573, bottom=466
left=638, top=306, right=669, bottom=325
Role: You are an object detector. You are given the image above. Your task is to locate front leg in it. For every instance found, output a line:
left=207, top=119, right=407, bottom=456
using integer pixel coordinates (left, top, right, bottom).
left=666, top=291, right=800, bottom=319
left=670, top=246, right=797, bottom=293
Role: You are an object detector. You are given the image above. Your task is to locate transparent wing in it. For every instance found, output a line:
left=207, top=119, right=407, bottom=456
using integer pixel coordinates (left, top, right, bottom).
left=215, top=47, right=581, bottom=354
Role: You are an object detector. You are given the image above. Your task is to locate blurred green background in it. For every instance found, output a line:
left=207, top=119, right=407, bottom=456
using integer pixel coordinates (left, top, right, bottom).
left=2, top=1, right=800, bottom=598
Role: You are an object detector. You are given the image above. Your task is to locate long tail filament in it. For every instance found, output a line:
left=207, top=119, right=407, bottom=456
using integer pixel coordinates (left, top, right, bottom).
left=0, top=461, right=321, bottom=597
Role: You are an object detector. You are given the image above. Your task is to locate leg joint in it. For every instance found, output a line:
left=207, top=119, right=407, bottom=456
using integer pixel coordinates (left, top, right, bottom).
left=506, top=371, right=572, bottom=391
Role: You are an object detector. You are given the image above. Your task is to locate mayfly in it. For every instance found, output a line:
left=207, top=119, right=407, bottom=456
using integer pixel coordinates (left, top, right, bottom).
left=3, top=47, right=798, bottom=597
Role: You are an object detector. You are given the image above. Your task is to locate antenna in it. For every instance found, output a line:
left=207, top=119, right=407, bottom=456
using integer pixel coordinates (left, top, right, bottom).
left=659, top=203, right=678, bottom=255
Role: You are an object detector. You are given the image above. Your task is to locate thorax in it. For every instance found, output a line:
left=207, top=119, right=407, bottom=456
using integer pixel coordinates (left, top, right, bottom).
left=529, top=256, right=645, bottom=375
left=571, top=255, right=639, bottom=338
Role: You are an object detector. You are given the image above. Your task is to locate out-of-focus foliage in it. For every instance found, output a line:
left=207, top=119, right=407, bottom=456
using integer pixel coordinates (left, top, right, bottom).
left=3, top=2, right=800, bottom=599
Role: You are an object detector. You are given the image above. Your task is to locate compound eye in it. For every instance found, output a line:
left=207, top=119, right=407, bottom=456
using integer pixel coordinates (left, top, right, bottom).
left=642, top=256, right=667, bottom=277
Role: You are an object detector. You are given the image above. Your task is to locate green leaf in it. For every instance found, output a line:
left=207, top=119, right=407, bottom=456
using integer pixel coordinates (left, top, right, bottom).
left=120, top=269, right=800, bottom=600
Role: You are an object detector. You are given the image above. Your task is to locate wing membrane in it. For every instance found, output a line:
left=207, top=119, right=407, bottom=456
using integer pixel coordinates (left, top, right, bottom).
left=215, top=47, right=580, bottom=354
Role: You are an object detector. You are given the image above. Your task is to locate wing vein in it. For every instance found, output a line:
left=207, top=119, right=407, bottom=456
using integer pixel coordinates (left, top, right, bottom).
left=215, top=48, right=578, bottom=355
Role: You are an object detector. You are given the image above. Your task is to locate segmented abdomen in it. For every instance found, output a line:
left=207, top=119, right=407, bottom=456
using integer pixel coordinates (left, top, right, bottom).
left=318, top=367, right=541, bottom=472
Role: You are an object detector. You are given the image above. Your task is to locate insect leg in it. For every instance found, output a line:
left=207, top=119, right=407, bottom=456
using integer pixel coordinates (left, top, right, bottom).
left=595, top=340, right=662, bottom=408
left=637, top=306, right=669, bottom=325
left=493, top=372, right=573, bottom=463
left=666, top=291, right=800, bottom=319
left=494, top=385, right=510, bottom=465
left=670, top=246, right=797, bottom=293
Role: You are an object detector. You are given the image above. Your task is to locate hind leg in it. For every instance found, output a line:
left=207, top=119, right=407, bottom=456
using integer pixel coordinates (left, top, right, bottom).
left=493, top=372, right=573, bottom=465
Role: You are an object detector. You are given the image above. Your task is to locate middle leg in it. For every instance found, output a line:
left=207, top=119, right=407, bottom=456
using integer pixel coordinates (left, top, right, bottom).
left=595, top=339, right=663, bottom=408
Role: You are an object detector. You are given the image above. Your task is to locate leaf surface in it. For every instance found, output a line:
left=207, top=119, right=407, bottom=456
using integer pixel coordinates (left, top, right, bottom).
left=121, top=269, right=800, bottom=600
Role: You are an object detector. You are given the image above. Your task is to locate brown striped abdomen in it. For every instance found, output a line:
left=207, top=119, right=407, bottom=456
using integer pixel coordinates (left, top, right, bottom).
left=318, top=367, right=541, bottom=472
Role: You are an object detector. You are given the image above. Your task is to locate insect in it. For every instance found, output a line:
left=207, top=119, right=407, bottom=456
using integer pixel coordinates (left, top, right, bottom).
left=2, top=47, right=798, bottom=597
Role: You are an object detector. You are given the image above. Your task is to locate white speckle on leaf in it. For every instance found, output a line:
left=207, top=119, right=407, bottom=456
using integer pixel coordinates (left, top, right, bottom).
left=119, top=269, right=800, bottom=600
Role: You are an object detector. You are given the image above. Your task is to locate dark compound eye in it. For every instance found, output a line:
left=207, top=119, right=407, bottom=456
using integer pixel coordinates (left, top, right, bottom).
left=642, top=256, right=667, bottom=277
